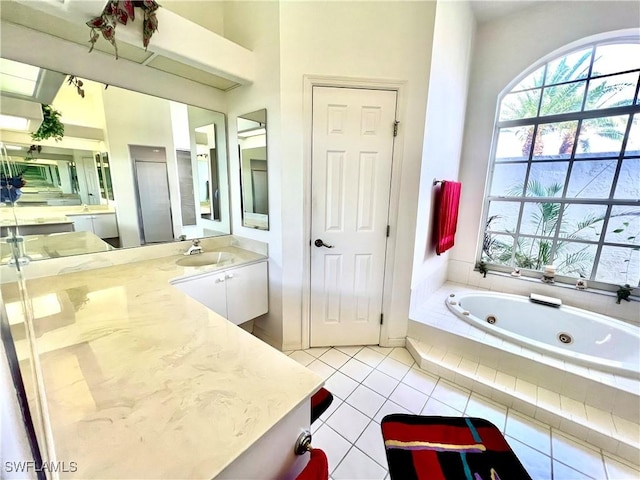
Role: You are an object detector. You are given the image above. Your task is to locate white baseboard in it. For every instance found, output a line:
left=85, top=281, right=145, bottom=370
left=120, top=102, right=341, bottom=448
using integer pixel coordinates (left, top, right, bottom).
left=379, top=337, right=406, bottom=348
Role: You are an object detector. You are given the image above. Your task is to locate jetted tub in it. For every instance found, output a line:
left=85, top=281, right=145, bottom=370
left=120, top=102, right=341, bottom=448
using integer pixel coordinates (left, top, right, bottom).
left=445, top=291, right=640, bottom=378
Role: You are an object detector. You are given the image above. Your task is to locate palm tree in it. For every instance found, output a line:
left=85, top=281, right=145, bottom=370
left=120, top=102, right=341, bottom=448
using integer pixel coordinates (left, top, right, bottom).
left=500, top=50, right=631, bottom=157
left=484, top=48, right=636, bottom=277
left=485, top=181, right=600, bottom=275
left=484, top=177, right=638, bottom=278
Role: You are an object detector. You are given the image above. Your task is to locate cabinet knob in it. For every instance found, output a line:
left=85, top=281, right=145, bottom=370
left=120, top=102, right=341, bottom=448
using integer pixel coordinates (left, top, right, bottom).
left=225, top=273, right=235, bottom=279
left=215, top=277, right=225, bottom=283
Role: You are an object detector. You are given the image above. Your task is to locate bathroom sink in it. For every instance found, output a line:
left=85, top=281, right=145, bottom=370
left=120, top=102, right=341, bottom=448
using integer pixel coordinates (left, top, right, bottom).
left=175, top=251, right=234, bottom=267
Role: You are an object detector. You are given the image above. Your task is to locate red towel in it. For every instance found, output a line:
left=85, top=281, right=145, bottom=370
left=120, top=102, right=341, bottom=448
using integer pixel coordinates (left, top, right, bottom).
left=296, top=449, right=329, bottom=480
left=311, top=388, right=334, bottom=423
left=435, top=181, right=462, bottom=255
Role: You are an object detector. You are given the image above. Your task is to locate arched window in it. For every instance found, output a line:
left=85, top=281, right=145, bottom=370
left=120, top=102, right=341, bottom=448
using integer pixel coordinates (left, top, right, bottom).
left=481, top=38, right=639, bottom=289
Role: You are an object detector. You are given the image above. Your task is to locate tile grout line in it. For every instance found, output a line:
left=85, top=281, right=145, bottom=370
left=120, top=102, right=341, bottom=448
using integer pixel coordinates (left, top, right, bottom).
left=303, top=346, right=634, bottom=479
left=322, top=346, right=403, bottom=473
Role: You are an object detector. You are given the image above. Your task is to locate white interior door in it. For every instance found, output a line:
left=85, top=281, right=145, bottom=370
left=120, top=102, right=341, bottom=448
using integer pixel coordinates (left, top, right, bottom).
left=134, top=160, right=174, bottom=243
left=310, top=86, right=397, bottom=347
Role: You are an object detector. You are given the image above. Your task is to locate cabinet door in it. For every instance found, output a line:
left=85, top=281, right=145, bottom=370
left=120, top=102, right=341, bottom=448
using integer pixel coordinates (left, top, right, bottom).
left=173, top=275, right=227, bottom=317
left=91, top=214, right=119, bottom=238
left=225, top=262, right=268, bottom=325
left=69, top=215, right=93, bottom=233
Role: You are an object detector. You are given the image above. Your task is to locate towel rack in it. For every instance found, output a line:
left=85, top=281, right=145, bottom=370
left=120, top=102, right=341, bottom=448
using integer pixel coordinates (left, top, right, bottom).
left=295, top=430, right=313, bottom=455
left=433, top=179, right=444, bottom=186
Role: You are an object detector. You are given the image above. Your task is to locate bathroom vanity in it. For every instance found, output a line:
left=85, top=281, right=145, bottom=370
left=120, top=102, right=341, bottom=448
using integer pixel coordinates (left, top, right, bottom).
left=172, top=260, right=268, bottom=326
left=65, top=211, right=119, bottom=239
left=2, top=239, right=323, bottom=479
left=0, top=206, right=119, bottom=239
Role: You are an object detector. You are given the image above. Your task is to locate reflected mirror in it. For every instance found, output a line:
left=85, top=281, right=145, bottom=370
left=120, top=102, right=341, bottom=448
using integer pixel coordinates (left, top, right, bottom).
left=0, top=58, right=230, bottom=263
left=237, top=109, right=268, bottom=230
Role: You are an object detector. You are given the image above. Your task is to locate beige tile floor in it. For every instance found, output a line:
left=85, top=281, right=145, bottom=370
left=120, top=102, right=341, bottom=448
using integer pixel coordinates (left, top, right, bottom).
left=286, top=346, right=640, bottom=480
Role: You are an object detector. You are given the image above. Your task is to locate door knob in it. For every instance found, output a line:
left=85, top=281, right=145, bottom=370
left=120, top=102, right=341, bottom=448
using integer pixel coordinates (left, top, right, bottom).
left=314, top=239, right=334, bottom=248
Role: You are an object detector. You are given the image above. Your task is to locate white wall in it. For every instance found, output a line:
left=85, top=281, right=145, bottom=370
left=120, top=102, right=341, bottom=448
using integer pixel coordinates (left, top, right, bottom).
left=225, top=1, right=438, bottom=349
left=454, top=1, right=640, bottom=273
left=224, top=0, right=283, bottom=347
left=102, top=88, right=178, bottom=247
left=410, top=0, right=475, bottom=313
left=277, top=1, right=436, bottom=349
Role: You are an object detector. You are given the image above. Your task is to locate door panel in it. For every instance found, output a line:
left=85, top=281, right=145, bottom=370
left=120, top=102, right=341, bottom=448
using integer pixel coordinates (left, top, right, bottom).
left=134, top=160, right=174, bottom=243
left=310, top=86, right=397, bottom=347
left=226, top=262, right=269, bottom=325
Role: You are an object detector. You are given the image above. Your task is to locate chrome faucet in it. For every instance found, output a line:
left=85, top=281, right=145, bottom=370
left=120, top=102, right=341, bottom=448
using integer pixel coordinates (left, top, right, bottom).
left=184, top=239, right=203, bottom=255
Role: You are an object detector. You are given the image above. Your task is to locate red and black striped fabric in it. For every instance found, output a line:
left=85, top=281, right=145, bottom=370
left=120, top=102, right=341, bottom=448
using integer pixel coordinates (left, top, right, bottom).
left=311, top=387, right=334, bottom=424
left=381, top=415, right=532, bottom=480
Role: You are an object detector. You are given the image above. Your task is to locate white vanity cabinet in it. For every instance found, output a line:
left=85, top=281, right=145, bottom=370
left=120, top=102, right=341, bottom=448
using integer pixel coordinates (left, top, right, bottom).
left=173, top=261, right=268, bottom=325
left=67, top=213, right=119, bottom=239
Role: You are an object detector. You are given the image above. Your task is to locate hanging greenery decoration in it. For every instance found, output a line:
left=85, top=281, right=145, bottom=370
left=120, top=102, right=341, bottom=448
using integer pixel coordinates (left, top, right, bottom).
left=31, top=105, right=65, bottom=142
left=87, top=0, right=161, bottom=60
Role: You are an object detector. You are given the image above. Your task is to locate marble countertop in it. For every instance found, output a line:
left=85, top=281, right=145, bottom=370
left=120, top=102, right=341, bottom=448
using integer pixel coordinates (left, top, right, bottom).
left=0, top=231, right=114, bottom=262
left=2, top=246, right=323, bottom=479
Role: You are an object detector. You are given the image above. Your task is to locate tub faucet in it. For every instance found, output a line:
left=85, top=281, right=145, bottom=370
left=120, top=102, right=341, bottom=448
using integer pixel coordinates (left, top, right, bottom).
left=184, top=239, right=203, bottom=256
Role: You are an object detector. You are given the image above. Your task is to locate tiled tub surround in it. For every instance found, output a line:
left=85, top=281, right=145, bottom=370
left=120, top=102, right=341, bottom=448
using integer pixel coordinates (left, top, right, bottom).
left=2, top=239, right=323, bottom=478
left=408, top=282, right=640, bottom=464
left=446, top=291, right=640, bottom=378
left=446, top=260, right=640, bottom=326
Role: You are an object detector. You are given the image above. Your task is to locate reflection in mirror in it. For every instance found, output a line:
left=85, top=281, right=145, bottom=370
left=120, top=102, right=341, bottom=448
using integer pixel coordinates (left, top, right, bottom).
left=237, top=109, right=268, bottom=230
left=0, top=58, right=230, bottom=263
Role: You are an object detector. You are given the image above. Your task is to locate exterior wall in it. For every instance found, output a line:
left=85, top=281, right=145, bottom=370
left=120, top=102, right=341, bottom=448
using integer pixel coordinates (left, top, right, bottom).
left=410, top=0, right=476, bottom=315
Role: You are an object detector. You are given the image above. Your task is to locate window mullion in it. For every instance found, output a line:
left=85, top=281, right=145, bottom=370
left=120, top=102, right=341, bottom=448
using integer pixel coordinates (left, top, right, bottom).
left=497, top=104, right=640, bottom=129
left=632, top=69, right=640, bottom=105
left=485, top=39, right=640, bottom=289
left=511, top=203, right=526, bottom=267
left=590, top=204, right=613, bottom=282
left=549, top=204, right=563, bottom=269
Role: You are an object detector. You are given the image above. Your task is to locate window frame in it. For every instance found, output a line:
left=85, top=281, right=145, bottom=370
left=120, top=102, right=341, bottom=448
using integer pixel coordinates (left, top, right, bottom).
left=479, top=37, right=640, bottom=293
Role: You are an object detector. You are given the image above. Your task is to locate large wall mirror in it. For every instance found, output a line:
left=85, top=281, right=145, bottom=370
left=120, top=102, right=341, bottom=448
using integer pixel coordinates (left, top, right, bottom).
left=237, top=109, right=268, bottom=230
left=0, top=58, right=230, bottom=263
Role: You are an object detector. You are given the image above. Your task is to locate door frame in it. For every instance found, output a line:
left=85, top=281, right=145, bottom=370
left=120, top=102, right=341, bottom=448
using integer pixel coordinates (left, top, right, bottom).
left=301, top=75, right=408, bottom=349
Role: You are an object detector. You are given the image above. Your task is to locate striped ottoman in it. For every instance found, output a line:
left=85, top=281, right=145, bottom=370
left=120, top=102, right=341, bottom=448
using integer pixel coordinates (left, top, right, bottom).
left=381, top=414, right=532, bottom=480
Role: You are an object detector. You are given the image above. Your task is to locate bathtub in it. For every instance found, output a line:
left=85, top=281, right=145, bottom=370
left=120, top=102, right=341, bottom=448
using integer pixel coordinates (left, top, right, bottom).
left=445, top=291, right=640, bottom=378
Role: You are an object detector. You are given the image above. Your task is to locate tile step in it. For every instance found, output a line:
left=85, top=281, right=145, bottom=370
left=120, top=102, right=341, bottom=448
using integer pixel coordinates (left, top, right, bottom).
left=407, top=336, right=640, bottom=465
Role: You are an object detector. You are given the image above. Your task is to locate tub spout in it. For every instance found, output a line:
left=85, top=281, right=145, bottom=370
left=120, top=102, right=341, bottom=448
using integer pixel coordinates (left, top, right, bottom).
left=529, top=293, right=562, bottom=307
